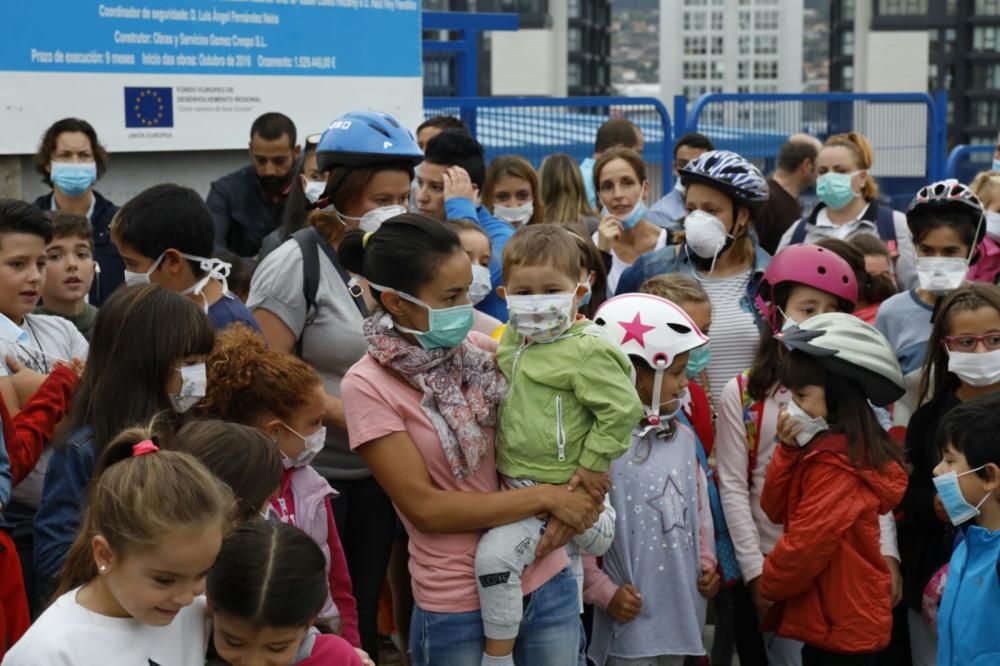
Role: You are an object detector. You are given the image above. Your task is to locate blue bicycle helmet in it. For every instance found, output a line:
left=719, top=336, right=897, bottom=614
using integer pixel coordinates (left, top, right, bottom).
left=316, top=111, right=423, bottom=171
left=680, top=150, right=769, bottom=207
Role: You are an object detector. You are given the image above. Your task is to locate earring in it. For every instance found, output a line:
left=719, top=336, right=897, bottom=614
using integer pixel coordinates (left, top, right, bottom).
left=99, top=565, right=107, bottom=572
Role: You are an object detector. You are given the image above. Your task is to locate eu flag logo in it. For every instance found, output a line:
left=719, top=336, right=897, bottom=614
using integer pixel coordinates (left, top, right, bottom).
left=124, top=87, right=173, bottom=128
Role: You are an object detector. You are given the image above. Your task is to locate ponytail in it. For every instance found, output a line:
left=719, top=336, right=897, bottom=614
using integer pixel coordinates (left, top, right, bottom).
left=55, top=422, right=234, bottom=600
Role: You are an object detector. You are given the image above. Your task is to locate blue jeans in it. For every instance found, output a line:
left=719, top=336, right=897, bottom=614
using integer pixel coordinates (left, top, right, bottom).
left=410, top=567, right=581, bottom=665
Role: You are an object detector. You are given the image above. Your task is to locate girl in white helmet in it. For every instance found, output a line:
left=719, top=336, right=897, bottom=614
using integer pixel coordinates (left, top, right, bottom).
left=758, top=313, right=907, bottom=665
left=584, top=293, right=719, bottom=666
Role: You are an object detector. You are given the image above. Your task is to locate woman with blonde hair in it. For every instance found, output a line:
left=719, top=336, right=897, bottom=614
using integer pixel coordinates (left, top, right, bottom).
left=968, top=170, right=1000, bottom=284
left=482, top=155, right=544, bottom=228
left=539, top=153, right=600, bottom=232
left=776, top=131, right=918, bottom=290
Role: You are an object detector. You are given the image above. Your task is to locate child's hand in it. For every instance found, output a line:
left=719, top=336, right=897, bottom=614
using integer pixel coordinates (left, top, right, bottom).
left=775, top=406, right=803, bottom=447
left=6, top=355, right=47, bottom=405
left=607, top=583, right=642, bottom=623
left=596, top=215, right=623, bottom=252
left=354, top=648, right=375, bottom=666
left=748, top=576, right=773, bottom=621
left=697, top=565, right=721, bottom=599
left=568, top=466, right=610, bottom=503
left=443, top=166, right=477, bottom=204
left=884, top=555, right=902, bottom=608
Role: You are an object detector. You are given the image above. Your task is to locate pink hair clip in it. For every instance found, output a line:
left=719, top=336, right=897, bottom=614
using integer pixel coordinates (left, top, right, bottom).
left=132, top=440, right=159, bottom=457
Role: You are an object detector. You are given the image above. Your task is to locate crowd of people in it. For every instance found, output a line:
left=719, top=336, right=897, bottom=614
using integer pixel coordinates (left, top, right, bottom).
left=0, top=106, right=998, bottom=666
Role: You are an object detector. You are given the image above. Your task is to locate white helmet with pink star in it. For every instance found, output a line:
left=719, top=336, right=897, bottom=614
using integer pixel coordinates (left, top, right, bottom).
left=594, top=294, right=709, bottom=427
left=594, top=293, right=708, bottom=370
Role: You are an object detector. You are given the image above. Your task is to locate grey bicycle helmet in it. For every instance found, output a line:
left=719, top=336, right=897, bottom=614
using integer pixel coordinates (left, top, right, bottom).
left=777, top=312, right=905, bottom=406
left=680, top=150, right=770, bottom=207
left=906, top=179, right=985, bottom=246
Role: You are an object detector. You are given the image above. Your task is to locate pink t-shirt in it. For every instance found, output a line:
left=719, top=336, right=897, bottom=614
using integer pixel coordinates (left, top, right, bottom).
left=341, top=332, right=568, bottom=613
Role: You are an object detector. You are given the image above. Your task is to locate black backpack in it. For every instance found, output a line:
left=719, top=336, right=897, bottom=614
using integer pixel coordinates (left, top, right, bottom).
left=291, top=227, right=368, bottom=356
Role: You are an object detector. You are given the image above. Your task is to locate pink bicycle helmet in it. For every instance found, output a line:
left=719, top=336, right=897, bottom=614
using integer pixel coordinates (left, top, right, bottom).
left=755, top=245, right=858, bottom=332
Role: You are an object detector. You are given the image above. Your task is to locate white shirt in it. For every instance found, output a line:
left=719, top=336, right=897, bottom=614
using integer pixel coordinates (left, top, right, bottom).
left=2, top=589, right=209, bottom=666
left=593, top=228, right=668, bottom=294
left=6, top=313, right=89, bottom=509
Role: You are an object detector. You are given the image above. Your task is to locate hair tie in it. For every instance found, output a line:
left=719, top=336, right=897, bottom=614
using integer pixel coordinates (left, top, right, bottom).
left=132, top=440, right=159, bottom=457
left=363, top=231, right=374, bottom=248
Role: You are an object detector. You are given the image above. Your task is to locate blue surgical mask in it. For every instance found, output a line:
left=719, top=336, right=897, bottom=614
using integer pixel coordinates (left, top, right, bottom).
left=50, top=162, right=97, bottom=197
left=933, top=467, right=993, bottom=526
left=686, top=344, right=711, bottom=378
left=993, top=159, right=1000, bottom=173
left=816, top=171, right=861, bottom=211
left=620, top=200, right=648, bottom=230
left=577, top=283, right=592, bottom=310
left=370, top=282, right=473, bottom=350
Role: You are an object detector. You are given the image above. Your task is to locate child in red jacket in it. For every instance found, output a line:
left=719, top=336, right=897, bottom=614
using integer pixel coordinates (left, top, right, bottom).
left=758, top=313, right=908, bottom=665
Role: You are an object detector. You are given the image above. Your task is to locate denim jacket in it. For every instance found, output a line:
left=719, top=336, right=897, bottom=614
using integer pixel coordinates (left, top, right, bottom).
left=34, top=427, right=95, bottom=582
left=615, top=240, right=771, bottom=319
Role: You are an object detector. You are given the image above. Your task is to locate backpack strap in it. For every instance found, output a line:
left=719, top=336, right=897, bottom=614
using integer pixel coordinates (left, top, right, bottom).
left=787, top=218, right=809, bottom=245
left=735, top=370, right=765, bottom=486
left=292, top=227, right=369, bottom=356
left=866, top=200, right=899, bottom=259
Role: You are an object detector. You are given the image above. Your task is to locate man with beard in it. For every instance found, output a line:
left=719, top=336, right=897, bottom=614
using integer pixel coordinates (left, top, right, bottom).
left=208, top=112, right=301, bottom=257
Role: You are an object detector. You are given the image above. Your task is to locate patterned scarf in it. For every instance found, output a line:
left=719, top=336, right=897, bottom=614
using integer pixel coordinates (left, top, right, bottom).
left=363, top=310, right=507, bottom=481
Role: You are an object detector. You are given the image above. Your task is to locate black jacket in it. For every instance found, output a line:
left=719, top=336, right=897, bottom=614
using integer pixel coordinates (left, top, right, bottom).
left=33, top=190, right=123, bottom=306
left=899, top=389, right=960, bottom=612
left=206, top=165, right=285, bottom=258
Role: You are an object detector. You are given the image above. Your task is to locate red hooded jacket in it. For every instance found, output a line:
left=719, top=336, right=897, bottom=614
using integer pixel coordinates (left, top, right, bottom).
left=759, top=433, right=907, bottom=654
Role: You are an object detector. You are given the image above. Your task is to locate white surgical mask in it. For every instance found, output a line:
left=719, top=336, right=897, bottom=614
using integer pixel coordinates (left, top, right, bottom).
left=169, top=363, right=207, bottom=414
left=303, top=180, right=326, bottom=204
left=986, top=211, right=1000, bottom=243
left=124, top=253, right=165, bottom=288
left=468, top=264, right=493, bottom=305
left=684, top=210, right=732, bottom=270
left=493, top=201, right=534, bottom=226
left=779, top=309, right=801, bottom=333
left=281, top=423, right=327, bottom=469
left=506, top=292, right=577, bottom=343
left=916, top=256, right=968, bottom=295
left=181, top=255, right=232, bottom=313
left=338, top=205, right=407, bottom=233
left=785, top=398, right=829, bottom=447
left=947, top=348, right=1000, bottom=387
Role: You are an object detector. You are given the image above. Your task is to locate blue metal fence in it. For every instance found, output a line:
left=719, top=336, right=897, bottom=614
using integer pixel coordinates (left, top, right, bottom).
left=424, top=96, right=675, bottom=198
left=422, top=12, right=519, bottom=98
left=685, top=92, right=949, bottom=212
left=944, top=144, right=996, bottom=184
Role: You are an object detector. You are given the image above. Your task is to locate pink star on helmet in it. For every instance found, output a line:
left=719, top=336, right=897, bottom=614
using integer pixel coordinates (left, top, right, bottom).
left=619, top=312, right=655, bottom=347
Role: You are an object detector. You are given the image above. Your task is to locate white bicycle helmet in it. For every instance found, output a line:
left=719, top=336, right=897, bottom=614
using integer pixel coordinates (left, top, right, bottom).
left=777, top=312, right=905, bottom=406
left=594, top=294, right=708, bottom=427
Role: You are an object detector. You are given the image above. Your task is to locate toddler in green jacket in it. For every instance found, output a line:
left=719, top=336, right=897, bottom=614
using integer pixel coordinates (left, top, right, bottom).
left=475, top=225, right=643, bottom=666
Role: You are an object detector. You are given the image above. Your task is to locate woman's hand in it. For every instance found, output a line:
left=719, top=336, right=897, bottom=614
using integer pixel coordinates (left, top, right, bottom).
left=544, top=484, right=602, bottom=533
left=775, top=406, right=803, bottom=448
left=6, top=355, right=47, bottom=406
left=535, top=516, right=577, bottom=559
left=607, top=583, right=642, bottom=623
left=596, top=215, right=623, bottom=253
left=885, top=556, right=903, bottom=607
left=443, top=166, right=477, bottom=204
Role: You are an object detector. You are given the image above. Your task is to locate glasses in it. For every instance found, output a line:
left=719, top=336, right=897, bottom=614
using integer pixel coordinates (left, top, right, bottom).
left=943, top=334, right=1000, bottom=353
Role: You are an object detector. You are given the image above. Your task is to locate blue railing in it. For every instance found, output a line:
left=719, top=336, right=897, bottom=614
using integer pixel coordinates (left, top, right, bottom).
left=424, top=96, right=675, bottom=198
left=422, top=12, right=519, bottom=98
left=944, top=144, right=996, bottom=184
left=685, top=92, right=949, bottom=211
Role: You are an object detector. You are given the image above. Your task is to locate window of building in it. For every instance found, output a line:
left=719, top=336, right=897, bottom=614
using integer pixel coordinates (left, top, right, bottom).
left=684, top=36, right=708, bottom=55
left=568, top=0, right=579, bottom=18
left=739, top=11, right=751, bottom=31
left=684, top=0, right=708, bottom=5
left=711, top=11, right=723, bottom=30
left=944, top=28, right=956, bottom=54
left=684, top=10, right=707, bottom=31
left=711, top=61, right=724, bottom=80
left=877, top=0, right=928, bottom=14
left=755, top=35, right=778, bottom=55
left=841, top=30, right=854, bottom=56
left=738, top=61, right=750, bottom=79
left=711, top=36, right=724, bottom=54
left=843, top=0, right=856, bottom=15
left=568, top=62, right=581, bottom=87
left=974, top=26, right=1000, bottom=52
left=755, top=10, right=779, bottom=30
left=739, top=35, right=751, bottom=55
left=568, top=28, right=581, bottom=52
left=974, top=63, right=1000, bottom=90
left=842, top=64, right=854, bottom=90
left=975, top=0, right=1000, bottom=14
left=684, top=61, right=708, bottom=80
left=973, top=100, right=1000, bottom=128
left=754, top=61, right=779, bottom=80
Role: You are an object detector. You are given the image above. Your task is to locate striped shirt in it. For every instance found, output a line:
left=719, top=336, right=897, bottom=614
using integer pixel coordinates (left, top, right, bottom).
left=696, top=269, right=759, bottom=411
